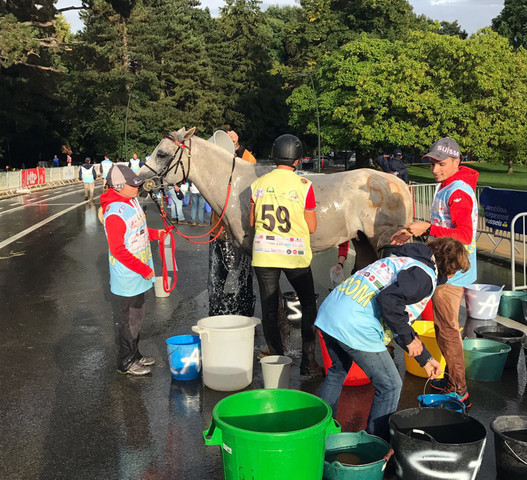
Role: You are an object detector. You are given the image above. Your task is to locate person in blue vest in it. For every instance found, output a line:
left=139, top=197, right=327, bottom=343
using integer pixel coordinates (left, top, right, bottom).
left=100, top=155, right=113, bottom=188
left=129, top=153, right=141, bottom=174
left=391, top=137, right=479, bottom=407
left=315, top=237, right=469, bottom=440
left=100, top=164, right=168, bottom=375
left=78, top=157, right=97, bottom=201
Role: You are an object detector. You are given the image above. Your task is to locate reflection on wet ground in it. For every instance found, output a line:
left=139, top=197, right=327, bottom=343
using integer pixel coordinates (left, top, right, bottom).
left=0, top=189, right=525, bottom=479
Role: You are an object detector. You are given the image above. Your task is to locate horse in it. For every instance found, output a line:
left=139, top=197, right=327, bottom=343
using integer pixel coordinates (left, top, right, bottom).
left=140, top=127, right=412, bottom=267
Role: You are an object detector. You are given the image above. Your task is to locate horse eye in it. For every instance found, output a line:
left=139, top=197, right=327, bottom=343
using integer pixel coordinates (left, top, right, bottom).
left=157, top=150, right=170, bottom=159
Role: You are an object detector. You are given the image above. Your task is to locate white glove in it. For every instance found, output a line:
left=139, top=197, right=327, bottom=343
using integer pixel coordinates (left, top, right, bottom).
left=330, top=263, right=344, bottom=285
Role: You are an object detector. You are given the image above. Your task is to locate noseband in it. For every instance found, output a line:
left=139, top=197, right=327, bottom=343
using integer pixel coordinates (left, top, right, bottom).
left=142, top=133, right=191, bottom=192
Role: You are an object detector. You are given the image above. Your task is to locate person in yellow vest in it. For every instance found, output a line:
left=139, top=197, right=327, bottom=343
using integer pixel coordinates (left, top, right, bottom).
left=250, top=134, right=323, bottom=376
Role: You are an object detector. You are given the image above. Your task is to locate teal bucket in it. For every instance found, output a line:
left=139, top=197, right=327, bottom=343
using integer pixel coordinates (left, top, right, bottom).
left=166, top=335, right=201, bottom=380
left=324, top=431, right=392, bottom=480
left=498, top=291, right=527, bottom=322
left=463, top=338, right=511, bottom=382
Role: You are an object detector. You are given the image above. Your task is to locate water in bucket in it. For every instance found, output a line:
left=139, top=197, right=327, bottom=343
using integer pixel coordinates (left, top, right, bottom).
left=464, top=284, right=504, bottom=319
left=191, top=315, right=260, bottom=391
left=166, top=335, right=201, bottom=380
left=324, top=431, right=392, bottom=480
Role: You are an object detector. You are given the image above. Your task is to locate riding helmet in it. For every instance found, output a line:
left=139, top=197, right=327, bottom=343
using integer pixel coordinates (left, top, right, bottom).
left=270, top=134, right=303, bottom=167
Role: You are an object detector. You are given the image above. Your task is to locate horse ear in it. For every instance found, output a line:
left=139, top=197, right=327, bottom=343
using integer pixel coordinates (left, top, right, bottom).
left=183, top=127, right=196, bottom=140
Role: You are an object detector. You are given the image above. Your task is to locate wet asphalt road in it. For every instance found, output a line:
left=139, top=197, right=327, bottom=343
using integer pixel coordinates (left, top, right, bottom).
left=0, top=183, right=525, bottom=480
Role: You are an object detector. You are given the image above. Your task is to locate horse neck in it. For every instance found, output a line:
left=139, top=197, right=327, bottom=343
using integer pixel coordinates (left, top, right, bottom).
left=182, top=138, right=257, bottom=210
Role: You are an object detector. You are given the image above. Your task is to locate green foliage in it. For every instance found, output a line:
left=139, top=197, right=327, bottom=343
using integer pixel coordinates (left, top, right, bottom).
left=0, top=14, right=40, bottom=68
left=0, top=1, right=68, bottom=166
left=439, top=20, right=468, bottom=39
left=492, top=0, right=527, bottom=49
left=216, top=0, right=286, bottom=154
left=288, top=29, right=527, bottom=165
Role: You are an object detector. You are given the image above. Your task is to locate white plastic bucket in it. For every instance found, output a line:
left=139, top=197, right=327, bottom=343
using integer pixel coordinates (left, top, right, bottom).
left=191, top=315, right=260, bottom=391
left=464, top=284, right=504, bottom=320
left=260, top=355, right=292, bottom=389
left=154, top=277, right=171, bottom=298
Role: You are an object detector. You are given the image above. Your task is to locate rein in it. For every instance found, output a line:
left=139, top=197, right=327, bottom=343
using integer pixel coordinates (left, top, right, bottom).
left=145, top=134, right=238, bottom=291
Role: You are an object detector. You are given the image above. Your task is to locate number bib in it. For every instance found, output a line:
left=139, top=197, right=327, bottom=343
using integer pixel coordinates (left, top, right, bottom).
left=251, top=169, right=313, bottom=268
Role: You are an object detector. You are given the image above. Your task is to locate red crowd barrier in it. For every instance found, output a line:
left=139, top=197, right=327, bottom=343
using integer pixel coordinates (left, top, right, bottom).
left=21, top=168, right=46, bottom=188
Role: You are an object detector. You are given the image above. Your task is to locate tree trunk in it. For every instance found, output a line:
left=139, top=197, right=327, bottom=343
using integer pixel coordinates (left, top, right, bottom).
left=507, top=158, right=513, bottom=175
left=121, top=17, right=128, bottom=69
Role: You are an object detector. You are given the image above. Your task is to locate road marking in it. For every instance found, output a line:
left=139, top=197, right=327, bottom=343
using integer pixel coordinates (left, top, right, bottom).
left=0, top=199, right=99, bottom=251
left=0, top=186, right=98, bottom=217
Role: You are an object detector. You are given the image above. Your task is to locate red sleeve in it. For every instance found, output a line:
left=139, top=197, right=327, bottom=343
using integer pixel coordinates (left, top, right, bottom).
left=429, top=190, right=474, bottom=245
left=305, top=184, right=316, bottom=211
left=105, top=215, right=154, bottom=278
left=338, top=241, right=350, bottom=259
left=148, top=228, right=160, bottom=241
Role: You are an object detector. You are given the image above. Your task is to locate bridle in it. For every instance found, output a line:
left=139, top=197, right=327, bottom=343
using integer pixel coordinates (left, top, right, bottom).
left=142, top=132, right=237, bottom=246
left=141, top=133, right=191, bottom=193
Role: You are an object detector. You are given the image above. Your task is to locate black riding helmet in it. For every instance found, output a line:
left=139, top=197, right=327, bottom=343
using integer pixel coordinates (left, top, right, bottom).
left=270, top=134, right=303, bottom=167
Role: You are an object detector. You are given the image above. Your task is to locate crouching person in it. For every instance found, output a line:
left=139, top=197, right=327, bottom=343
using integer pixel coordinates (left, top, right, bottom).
left=315, top=237, right=469, bottom=440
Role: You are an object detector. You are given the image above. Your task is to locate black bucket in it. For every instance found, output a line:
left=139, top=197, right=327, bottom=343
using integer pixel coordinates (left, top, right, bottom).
left=491, top=415, right=527, bottom=480
left=474, top=326, right=525, bottom=369
left=389, top=408, right=487, bottom=479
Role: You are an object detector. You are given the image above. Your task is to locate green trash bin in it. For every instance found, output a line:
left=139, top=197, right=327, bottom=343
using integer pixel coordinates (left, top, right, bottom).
left=204, top=389, right=341, bottom=480
left=463, top=338, right=511, bottom=381
left=498, top=291, right=527, bottom=322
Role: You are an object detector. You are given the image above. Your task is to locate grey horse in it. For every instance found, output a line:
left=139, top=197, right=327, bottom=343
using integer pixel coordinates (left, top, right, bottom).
left=141, top=127, right=412, bottom=268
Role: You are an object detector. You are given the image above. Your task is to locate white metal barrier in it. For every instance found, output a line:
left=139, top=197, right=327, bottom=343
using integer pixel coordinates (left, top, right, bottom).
left=511, top=213, right=527, bottom=291
left=410, top=183, right=526, bottom=290
left=0, top=166, right=79, bottom=196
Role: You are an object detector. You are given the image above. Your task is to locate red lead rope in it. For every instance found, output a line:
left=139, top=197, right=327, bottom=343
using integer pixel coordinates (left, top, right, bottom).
left=153, top=182, right=233, bottom=292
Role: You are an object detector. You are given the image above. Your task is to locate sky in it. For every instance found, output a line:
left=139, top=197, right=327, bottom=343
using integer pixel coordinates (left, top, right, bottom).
left=57, top=0, right=504, bottom=35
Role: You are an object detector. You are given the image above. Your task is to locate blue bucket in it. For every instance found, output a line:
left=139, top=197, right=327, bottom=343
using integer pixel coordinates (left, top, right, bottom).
left=166, top=335, right=201, bottom=380
left=418, top=394, right=465, bottom=413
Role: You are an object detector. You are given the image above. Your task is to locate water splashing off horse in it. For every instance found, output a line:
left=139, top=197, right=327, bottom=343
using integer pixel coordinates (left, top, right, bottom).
left=141, top=128, right=412, bottom=267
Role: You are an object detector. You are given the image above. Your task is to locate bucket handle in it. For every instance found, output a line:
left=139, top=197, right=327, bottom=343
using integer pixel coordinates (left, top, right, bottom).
left=505, top=440, right=527, bottom=466
left=325, top=418, right=342, bottom=437
left=423, top=372, right=458, bottom=396
left=203, top=420, right=222, bottom=446
left=409, top=429, right=438, bottom=444
left=191, top=325, right=209, bottom=341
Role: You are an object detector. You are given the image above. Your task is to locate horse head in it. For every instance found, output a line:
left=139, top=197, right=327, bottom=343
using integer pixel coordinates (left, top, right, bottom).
left=139, top=127, right=196, bottom=192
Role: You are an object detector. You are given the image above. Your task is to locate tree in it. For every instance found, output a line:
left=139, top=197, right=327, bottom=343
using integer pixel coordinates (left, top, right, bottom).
left=492, top=0, right=527, bottom=49
left=0, top=1, right=71, bottom=166
left=287, top=29, right=527, bottom=169
left=439, top=20, right=467, bottom=39
left=216, top=0, right=284, bottom=154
